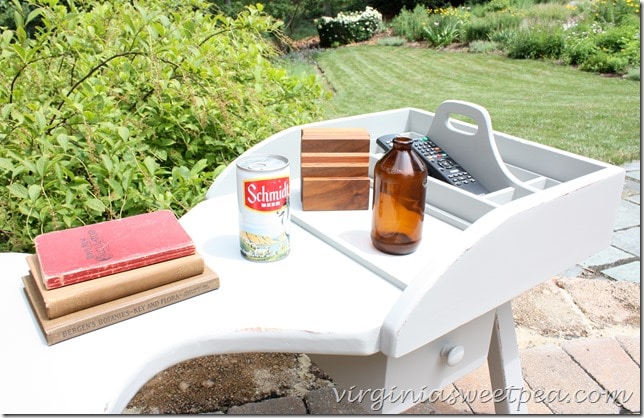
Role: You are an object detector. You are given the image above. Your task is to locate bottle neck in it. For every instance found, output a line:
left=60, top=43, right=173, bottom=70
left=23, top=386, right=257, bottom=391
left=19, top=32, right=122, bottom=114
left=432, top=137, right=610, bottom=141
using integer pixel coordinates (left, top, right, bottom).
left=392, top=136, right=413, bottom=150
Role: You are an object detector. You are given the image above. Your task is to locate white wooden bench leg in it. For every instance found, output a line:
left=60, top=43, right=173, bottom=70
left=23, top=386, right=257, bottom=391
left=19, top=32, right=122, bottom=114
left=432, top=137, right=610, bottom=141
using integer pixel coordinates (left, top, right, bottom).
left=487, top=301, right=528, bottom=414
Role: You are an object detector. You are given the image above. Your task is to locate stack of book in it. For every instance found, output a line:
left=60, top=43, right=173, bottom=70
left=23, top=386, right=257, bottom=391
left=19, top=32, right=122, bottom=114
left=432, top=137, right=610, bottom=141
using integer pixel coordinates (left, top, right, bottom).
left=22, top=210, right=219, bottom=345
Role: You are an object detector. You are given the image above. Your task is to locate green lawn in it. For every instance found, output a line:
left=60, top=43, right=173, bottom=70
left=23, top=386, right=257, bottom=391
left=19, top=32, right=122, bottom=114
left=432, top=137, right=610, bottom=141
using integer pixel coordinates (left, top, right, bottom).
left=313, top=46, right=640, bottom=165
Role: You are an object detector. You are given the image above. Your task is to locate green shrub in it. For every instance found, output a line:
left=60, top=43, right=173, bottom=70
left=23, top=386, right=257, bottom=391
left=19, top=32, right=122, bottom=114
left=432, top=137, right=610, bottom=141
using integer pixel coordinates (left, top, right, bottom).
left=0, top=0, right=42, bottom=34
left=625, top=66, right=640, bottom=80
left=423, top=15, right=461, bottom=47
left=561, top=14, right=640, bottom=74
left=315, top=6, right=383, bottom=48
left=522, top=2, right=575, bottom=24
left=0, top=0, right=326, bottom=252
left=579, top=51, right=629, bottom=73
left=462, top=17, right=492, bottom=42
left=593, top=23, right=639, bottom=54
left=422, top=6, right=470, bottom=47
left=506, top=25, right=565, bottom=59
left=468, top=40, right=500, bottom=53
left=462, top=11, right=522, bottom=43
left=377, top=36, right=406, bottom=46
left=480, top=0, right=514, bottom=14
left=389, top=4, right=431, bottom=42
left=591, top=0, right=640, bottom=25
left=563, top=35, right=599, bottom=65
left=617, top=32, right=641, bottom=67
left=489, top=27, right=518, bottom=49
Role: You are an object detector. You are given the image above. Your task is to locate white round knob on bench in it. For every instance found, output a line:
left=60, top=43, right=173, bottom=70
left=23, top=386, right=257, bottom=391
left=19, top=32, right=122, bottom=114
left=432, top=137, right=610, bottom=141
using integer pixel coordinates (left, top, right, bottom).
left=440, top=345, right=465, bottom=367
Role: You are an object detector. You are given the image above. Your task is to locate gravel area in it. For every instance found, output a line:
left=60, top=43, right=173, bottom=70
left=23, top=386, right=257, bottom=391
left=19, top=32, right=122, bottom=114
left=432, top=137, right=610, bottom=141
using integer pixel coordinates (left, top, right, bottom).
left=124, top=353, right=334, bottom=414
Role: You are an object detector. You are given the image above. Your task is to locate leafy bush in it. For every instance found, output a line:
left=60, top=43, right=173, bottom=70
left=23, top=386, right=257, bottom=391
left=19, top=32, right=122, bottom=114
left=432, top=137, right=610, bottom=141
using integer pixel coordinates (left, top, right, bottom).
left=579, top=51, right=629, bottom=73
left=522, top=2, right=575, bottom=24
left=423, top=15, right=461, bottom=47
left=489, top=27, right=518, bottom=49
left=593, top=23, right=639, bottom=54
left=422, top=6, right=470, bottom=47
left=461, top=17, right=491, bottom=42
left=562, top=34, right=599, bottom=65
left=506, top=25, right=565, bottom=59
left=0, top=0, right=41, bottom=33
left=479, top=0, right=515, bottom=14
left=315, top=6, right=383, bottom=48
left=468, top=40, right=500, bottom=53
left=625, top=66, right=640, bottom=80
left=560, top=4, right=640, bottom=74
left=591, top=0, right=640, bottom=25
left=617, top=30, right=641, bottom=67
left=377, top=36, right=406, bottom=46
left=0, top=0, right=326, bottom=252
left=389, top=4, right=431, bottom=42
left=462, top=11, right=522, bottom=43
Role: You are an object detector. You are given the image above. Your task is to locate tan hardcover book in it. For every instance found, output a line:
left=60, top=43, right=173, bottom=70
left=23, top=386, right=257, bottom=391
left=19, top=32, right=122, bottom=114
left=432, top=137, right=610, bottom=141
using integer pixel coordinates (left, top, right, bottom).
left=26, top=253, right=205, bottom=319
left=22, top=266, right=220, bottom=345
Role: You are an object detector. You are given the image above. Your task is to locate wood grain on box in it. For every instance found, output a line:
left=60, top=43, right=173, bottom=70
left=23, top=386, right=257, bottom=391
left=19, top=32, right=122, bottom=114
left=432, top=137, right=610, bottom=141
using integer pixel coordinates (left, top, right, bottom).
left=302, top=177, right=370, bottom=211
left=301, top=162, right=370, bottom=178
left=301, top=152, right=369, bottom=164
left=300, top=128, right=370, bottom=211
left=300, top=128, right=370, bottom=153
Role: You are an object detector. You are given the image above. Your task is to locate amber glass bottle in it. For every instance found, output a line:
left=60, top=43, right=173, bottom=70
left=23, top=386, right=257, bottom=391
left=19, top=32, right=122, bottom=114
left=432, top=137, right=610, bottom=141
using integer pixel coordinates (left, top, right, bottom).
left=371, top=136, right=427, bottom=255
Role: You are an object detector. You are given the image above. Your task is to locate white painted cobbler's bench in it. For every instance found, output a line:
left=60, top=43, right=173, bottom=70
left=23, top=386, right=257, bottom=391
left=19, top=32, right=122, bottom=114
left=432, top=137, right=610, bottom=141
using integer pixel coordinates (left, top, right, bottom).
left=0, top=102, right=624, bottom=414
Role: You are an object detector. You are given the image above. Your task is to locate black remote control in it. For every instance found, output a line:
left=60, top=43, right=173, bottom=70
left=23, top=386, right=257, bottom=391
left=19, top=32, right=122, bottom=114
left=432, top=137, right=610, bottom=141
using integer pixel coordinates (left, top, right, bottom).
left=376, top=132, right=488, bottom=196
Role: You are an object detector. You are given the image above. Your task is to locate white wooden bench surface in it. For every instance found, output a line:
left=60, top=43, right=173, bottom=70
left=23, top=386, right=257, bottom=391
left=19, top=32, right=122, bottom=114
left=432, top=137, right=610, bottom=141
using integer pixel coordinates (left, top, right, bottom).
left=0, top=105, right=624, bottom=414
left=1, top=217, right=401, bottom=413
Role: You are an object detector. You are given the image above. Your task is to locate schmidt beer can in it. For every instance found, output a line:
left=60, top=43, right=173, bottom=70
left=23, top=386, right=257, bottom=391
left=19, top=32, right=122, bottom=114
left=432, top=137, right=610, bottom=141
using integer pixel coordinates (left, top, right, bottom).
left=236, top=154, right=290, bottom=261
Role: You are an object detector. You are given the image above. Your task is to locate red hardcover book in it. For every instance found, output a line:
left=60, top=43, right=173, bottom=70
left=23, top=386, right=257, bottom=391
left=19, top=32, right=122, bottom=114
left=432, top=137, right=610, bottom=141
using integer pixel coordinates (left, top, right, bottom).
left=35, top=210, right=196, bottom=290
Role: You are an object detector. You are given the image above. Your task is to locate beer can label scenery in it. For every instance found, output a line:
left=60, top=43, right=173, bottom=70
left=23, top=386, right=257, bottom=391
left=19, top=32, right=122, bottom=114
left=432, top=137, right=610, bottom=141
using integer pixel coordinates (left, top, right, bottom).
left=236, top=155, right=290, bottom=261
